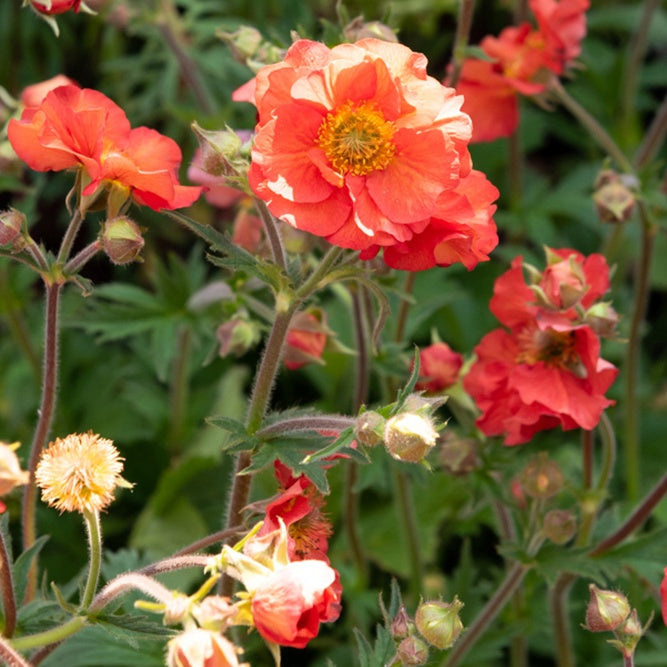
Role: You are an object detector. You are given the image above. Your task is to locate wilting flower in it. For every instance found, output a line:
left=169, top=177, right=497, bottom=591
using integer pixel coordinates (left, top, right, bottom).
left=284, top=309, right=328, bottom=370
left=8, top=84, right=201, bottom=211
left=246, top=38, right=498, bottom=271
left=463, top=248, right=618, bottom=445
left=415, top=342, right=464, bottom=393
left=35, top=431, right=130, bottom=513
left=256, top=460, right=332, bottom=561
left=250, top=559, right=341, bottom=648
left=166, top=628, right=246, bottom=667
left=454, top=0, right=590, bottom=142
left=0, top=442, right=29, bottom=496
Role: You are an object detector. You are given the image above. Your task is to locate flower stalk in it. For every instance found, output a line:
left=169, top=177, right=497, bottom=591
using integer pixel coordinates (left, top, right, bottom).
left=80, top=509, right=102, bottom=610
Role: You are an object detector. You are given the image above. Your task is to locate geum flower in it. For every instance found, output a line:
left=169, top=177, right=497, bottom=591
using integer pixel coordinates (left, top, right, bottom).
left=245, top=38, right=498, bottom=271
left=454, top=0, right=589, bottom=142
left=8, top=84, right=201, bottom=211
left=29, top=0, right=82, bottom=15
left=414, top=342, right=464, bottom=393
left=463, top=249, right=617, bottom=445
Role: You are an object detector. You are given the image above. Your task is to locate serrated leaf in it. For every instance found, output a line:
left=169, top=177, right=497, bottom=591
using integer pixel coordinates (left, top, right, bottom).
left=353, top=625, right=396, bottom=667
left=96, top=613, right=176, bottom=639
left=206, top=416, right=259, bottom=452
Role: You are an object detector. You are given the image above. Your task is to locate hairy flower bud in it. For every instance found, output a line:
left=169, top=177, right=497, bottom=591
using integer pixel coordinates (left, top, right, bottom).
left=191, top=122, right=249, bottom=181
left=101, top=217, right=144, bottom=265
left=0, top=209, right=27, bottom=251
left=415, top=597, right=464, bottom=650
left=354, top=411, right=385, bottom=448
left=390, top=605, right=413, bottom=639
left=584, top=585, right=630, bottom=632
left=542, top=509, right=577, bottom=545
left=395, top=635, right=429, bottom=665
left=593, top=170, right=636, bottom=224
left=383, top=413, right=438, bottom=463
left=584, top=301, right=619, bottom=338
left=217, top=318, right=261, bottom=358
left=520, top=453, right=563, bottom=499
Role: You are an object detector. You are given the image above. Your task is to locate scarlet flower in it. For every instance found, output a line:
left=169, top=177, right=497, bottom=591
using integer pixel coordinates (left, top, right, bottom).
left=661, top=568, right=667, bottom=626
left=30, top=0, right=81, bottom=15
left=284, top=310, right=328, bottom=370
left=246, top=38, right=498, bottom=271
left=463, top=249, right=618, bottom=445
left=8, top=84, right=201, bottom=211
left=257, top=460, right=332, bottom=561
left=415, top=343, right=464, bottom=393
left=250, top=559, right=341, bottom=648
left=454, top=0, right=589, bottom=142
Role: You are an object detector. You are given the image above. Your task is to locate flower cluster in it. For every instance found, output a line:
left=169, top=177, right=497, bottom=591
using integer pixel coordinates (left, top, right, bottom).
left=8, top=84, right=201, bottom=213
left=244, top=38, right=499, bottom=271
left=454, top=0, right=589, bottom=142
left=464, top=248, right=618, bottom=445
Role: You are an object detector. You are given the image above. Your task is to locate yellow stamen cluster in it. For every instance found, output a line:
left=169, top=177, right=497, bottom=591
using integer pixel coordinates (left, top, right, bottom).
left=35, top=431, right=130, bottom=514
left=316, top=100, right=396, bottom=176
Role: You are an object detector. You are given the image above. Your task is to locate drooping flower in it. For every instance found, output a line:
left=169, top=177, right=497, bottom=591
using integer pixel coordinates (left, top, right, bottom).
left=246, top=38, right=498, bottom=271
left=454, top=0, right=589, bottom=142
left=415, top=342, right=464, bottom=393
left=250, top=559, right=341, bottom=649
left=0, top=441, right=29, bottom=496
left=8, top=84, right=201, bottom=211
left=463, top=248, right=618, bottom=445
left=35, top=431, right=130, bottom=513
left=166, top=628, right=247, bottom=667
left=284, top=309, right=328, bottom=370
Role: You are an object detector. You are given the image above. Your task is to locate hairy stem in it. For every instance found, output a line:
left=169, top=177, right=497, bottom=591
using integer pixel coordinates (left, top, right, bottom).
left=80, top=510, right=102, bottom=610
left=254, top=198, right=288, bottom=272
left=10, top=617, right=86, bottom=652
left=22, top=281, right=62, bottom=601
left=89, top=573, right=175, bottom=614
left=0, top=530, right=16, bottom=638
left=0, top=635, right=31, bottom=667
left=56, top=209, right=84, bottom=265
left=634, top=95, right=667, bottom=168
left=447, top=0, right=477, bottom=88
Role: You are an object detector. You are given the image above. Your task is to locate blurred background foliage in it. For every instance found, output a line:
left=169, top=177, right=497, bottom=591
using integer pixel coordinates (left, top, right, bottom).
left=0, top=0, right=666, bottom=665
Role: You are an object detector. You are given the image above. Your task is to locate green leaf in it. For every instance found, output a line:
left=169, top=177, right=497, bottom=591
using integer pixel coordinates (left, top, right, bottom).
left=207, top=415, right=259, bottom=453
left=13, top=535, right=50, bottom=605
left=393, top=347, right=420, bottom=412
left=353, top=625, right=396, bottom=667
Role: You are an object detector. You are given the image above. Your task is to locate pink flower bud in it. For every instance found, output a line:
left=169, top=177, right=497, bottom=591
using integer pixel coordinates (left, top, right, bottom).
left=584, top=584, right=630, bottom=632
left=390, top=605, right=413, bottom=639
left=0, top=209, right=26, bottom=250
left=395, top=635, right=429, bottom=665
left=542, top=509, right=577, bottom=545
left=30, top=0, right=81, bottom=14
left=101, top=217, right=144, bottom=265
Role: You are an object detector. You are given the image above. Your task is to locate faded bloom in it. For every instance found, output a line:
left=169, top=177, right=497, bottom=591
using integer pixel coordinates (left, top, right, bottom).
left=246, top=38, right=498, bottom=271
left=0, top=209, right=26, bottom=249
left=166, top=628, right=246, bottom=667
left=415, top=342, right=464, bottom=393
left=0, top=442, right=29, bottom=496
left=464, top=249, right=618, bottom=445
left=250, top=559, right=341, bottom=648
left=8, top=84, right=201, bottom=212
left=35, top=432, right=129, bottom=514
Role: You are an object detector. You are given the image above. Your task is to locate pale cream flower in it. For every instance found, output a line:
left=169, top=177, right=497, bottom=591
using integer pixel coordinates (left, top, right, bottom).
left=0, top=441, right=29, bottom=495
left=35, top=432, right=130, bottom=514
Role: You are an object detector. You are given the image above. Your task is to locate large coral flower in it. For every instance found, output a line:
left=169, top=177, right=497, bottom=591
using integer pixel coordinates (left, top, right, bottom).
left=8, top=84, right=201, bottom=211
left=250, top=559, right=341, bottom=649
left=463, top=250, right=618, bottom=445
left=247, top=38, right=498, bottom=270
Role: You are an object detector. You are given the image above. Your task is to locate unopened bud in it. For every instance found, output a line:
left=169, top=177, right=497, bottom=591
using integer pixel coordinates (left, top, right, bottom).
left=343, top=17, right=398, bottom=42
left=584, top=301, right=619, bottom=338
left=542, top=509, right=577, bottom=545
left=593, top=170, right=636, bottom=223
left=191, top=122, right=249, bottom=180
left=217, top=318, right=261, bottom=358
left=395, top=635, right=429, bottom=665
left=521, top=453, right=563, bottom=499
left=194, top=595, right=237, bottom=632
left=415, top=597, right=464, bottom=650
left=355, top=411, right=385, bottom=448
left=101, top=217, right=144, bottom=264
left=0, top=209, right=27, bottom=250
left=383, top=413, right=438, bottom=463
left=584, top=584, right=630, bottom=632
left=439, top=433, right=477, bottom=475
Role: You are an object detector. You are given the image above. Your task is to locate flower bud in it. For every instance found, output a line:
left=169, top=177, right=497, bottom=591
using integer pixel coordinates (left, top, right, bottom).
left=593, top=170, right=636, bottom=223
left=542, top=509, right=577, bottom=545
left=343, top=17, right=397, bottom=42
left=415, top=597, right=464, bottom=650
left=584, top=584, right=630, bottom=632
left=439, top=433, right=477, bottom=475
left=584, top=301, right=619, bottom=338
left=520, top=453, right=563, bottom=499
left=194, top=596, right=238, bottom=632
left=383, top=413, right=438, bottom=463
left=354, top=411, right=385, bottom=448
left=390, top=605, right=413, bottom=639
left=395, top=635, right=429, bottom=665
left=0, top=209, right=26, bottom=250
left=191, top=122, right=249, bottom=180
left=217, top=318, right=261, bottom=358
left=29, top=0, right=82, bottom=15
left=101, top=217, right=144, bottom=265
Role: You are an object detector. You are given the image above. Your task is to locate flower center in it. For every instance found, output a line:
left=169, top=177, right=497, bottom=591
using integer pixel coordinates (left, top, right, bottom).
left=516, top=327, right=579, bottom=369
left=316, top=101, right=396, bottom=176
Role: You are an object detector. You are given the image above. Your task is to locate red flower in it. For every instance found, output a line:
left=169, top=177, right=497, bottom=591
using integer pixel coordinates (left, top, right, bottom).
left=454, top=0, right=589, bottom=142
left=284, top=310, right=328, bottom=370
left=246, top=38, right=497, bottom=271
left=8, top=84, right=201, bottom=211
left=463, top=249, right=617, bottom=445
left=250, top=559, right=341, bottom=648
left=166, top=628, right=246, bottom=667
left=415, top=343, right=464, bottom=393
left=661, top=568, right=667, bottom=627
left=19, top=75, right=78, bottom=108
left=30, top=0, right=81, bottom=15
left=257, top=461, right=332, bottom=562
